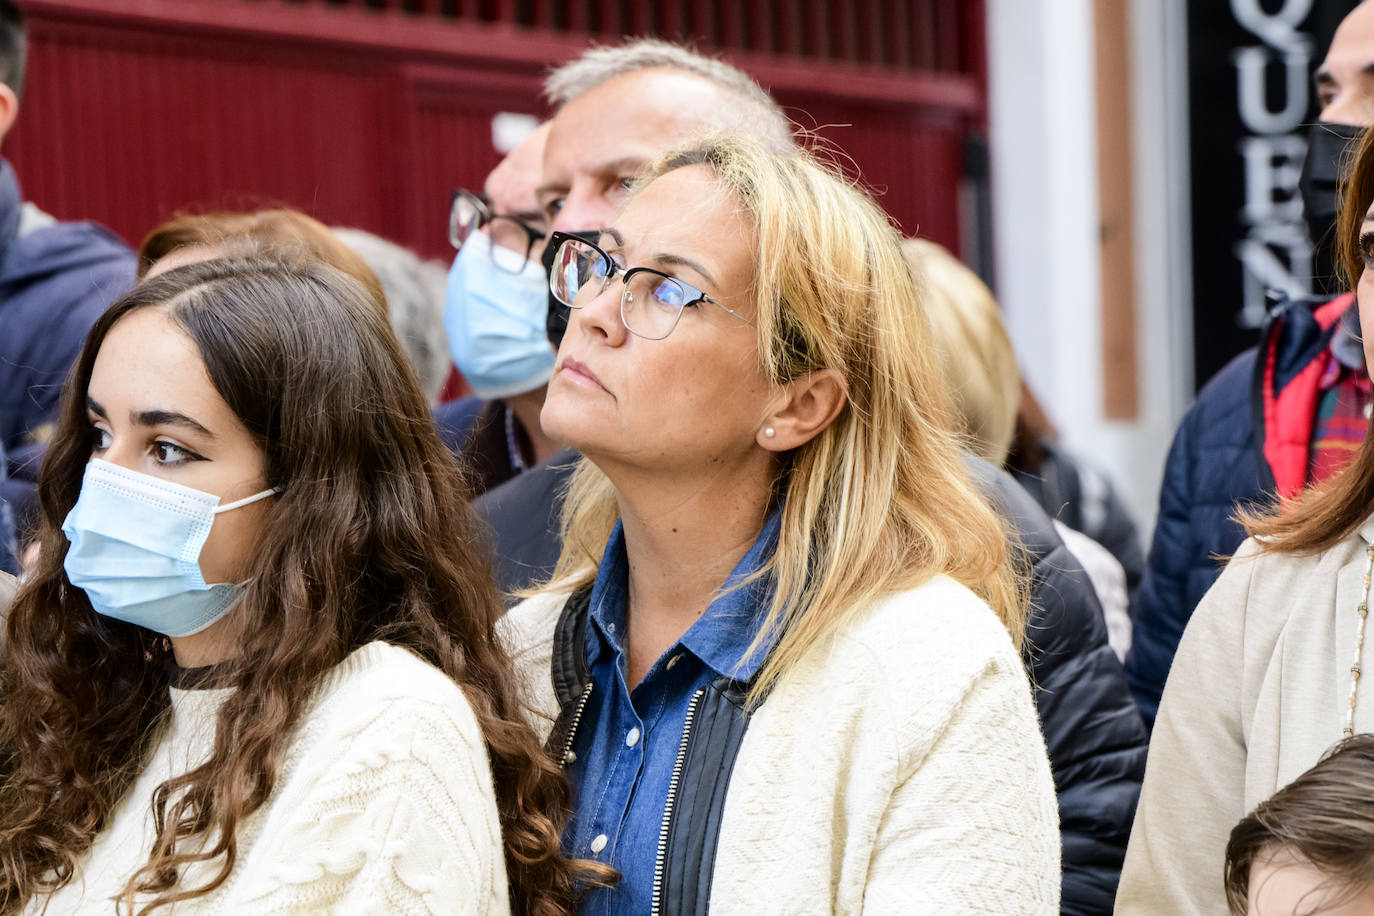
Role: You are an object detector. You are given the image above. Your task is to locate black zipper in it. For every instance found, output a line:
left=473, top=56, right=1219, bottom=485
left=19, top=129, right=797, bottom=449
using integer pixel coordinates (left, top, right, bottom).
left=650, top=687, right=705, bottom=916
left=560, top=681, right=594, bottom=766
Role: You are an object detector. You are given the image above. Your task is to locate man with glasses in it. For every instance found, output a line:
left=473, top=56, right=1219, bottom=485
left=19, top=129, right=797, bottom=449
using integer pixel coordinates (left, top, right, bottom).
left=476, top=38, right=1147, bottom=914
left=434, top=122, right=565, bottom=495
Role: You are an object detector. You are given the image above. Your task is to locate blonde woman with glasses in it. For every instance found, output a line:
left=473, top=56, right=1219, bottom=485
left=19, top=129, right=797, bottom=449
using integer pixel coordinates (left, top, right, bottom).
left=502, top=134, right=1060, bottom=914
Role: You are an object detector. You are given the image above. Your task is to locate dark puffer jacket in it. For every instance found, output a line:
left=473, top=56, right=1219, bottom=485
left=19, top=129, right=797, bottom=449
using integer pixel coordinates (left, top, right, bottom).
left=475, top=450, right=1147, bottom=915
left=0, top=158, right=135, bottom=529
left=1125, top=293, right=1351, bottom=729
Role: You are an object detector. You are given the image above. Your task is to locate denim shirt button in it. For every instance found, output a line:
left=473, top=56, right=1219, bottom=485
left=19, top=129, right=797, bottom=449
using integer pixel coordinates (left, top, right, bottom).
left=591, top=834, right=608, bottom=854
left=626, top=727, right=641, bottom=748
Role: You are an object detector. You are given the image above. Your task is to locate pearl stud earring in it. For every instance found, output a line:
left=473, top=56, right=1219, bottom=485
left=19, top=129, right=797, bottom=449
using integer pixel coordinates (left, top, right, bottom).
left=764, top=427, right=776, bottom=438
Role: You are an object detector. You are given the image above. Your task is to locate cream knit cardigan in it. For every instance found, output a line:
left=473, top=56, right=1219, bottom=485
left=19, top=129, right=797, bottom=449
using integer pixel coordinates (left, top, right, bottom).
left=29, top=642, right=509, bottom=915
left=1116, top=517, right=1374, bottom=915
left=501, top=574, right=1061, bottom=914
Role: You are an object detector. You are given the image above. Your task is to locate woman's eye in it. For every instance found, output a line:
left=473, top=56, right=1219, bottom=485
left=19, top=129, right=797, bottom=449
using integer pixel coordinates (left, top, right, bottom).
left=153, top=441, right=193, bottom=465
left=90, top=427, right=111, bottom=451
left=651, top=279, right=686, bottom=311
left=617, top=177, right=635, bottom=192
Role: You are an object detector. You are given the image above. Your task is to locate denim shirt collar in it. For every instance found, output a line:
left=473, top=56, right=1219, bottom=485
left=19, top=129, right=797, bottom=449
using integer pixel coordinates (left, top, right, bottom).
left=586, top=508, right=782, bottom=683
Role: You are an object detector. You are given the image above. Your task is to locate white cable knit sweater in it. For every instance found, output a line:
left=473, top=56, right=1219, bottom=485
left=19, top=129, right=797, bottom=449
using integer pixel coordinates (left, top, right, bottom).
left=501, top=574, right=1062, bottom=914
left=28, top=642, right=510, bottom=915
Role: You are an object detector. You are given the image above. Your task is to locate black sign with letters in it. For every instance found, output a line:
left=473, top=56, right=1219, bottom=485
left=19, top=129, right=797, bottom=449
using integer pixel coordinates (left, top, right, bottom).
left=1187, top=0, right=1355, bottom=390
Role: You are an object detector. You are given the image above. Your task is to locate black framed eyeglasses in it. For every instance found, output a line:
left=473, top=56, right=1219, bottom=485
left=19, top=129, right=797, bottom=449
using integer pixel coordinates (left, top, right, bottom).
left=547, top=231, right=753, bottom=341
left=448, top=188, right=545, bottom=273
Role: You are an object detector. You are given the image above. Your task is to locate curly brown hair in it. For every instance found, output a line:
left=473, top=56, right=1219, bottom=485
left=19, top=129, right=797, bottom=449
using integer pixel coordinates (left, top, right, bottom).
left=0, top=258, right=586, bottom=914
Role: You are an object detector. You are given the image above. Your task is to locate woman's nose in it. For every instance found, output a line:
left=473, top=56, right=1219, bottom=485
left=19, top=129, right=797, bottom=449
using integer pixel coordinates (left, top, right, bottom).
left=573, top=277, right=627, bottom=345
left=97, top=437, right=142, bottom=473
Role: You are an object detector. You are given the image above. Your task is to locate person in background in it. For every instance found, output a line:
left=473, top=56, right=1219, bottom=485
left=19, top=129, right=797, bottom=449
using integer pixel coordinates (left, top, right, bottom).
left=0, top=0, right=135, bottom=538
left=1116, top=123, right=1374, bottom=916
left=472, top=37, right=1144, bottom=914
left=435, top=123, right=565, bottom=495
left=1223, top=734, right=1374, bottom=915
left=333, top=227, right=451, bottom=405
left=137, top=209, right=384, bottom=303
left=906, top=237, right=1133, bottom=661
left=1005, top=399, right=1144, bottom=598
left=0, top=257, right=594, bottom=913
left=1128, top=1, right=1374, bottom=729
left=505, top=133, right=1060, bottom=913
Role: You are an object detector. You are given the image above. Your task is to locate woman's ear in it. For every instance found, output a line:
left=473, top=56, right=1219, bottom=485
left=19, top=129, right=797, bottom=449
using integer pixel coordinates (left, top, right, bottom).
left=756, top=369, right=848, bottom=451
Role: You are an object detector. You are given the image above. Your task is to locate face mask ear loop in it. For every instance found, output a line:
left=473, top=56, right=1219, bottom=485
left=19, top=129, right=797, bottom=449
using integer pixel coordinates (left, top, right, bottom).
left=213, top=487, right=281, bottom=515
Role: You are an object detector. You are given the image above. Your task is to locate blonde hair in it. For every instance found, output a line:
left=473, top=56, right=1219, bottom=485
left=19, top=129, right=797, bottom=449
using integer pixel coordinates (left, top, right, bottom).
left=545, top=135, right=1025, bottom=701
left=901, top=238, right=1021, bottom=467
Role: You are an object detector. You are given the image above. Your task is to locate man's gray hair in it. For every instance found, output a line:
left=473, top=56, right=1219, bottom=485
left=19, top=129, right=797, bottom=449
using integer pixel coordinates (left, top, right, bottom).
left=544, top=38, right=794, bottom=152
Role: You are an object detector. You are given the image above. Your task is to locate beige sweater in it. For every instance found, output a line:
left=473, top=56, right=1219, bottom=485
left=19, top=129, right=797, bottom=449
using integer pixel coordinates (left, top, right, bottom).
left=502, top=574, right=1061, bottom=914
left=30, top=642, right=510, bottom=915
left=1116, top=518, right=1374, bottom=915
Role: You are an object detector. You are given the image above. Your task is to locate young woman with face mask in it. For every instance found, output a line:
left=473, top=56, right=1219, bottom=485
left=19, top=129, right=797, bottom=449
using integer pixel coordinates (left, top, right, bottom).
left=502, top=135, right=1061, bottom=913
left=0, top=258, right=595, bottom=914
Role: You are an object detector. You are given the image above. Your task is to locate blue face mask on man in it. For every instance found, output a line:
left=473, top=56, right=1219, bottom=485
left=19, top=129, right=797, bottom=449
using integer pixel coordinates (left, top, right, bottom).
left=62, top=459, right=278, bottom=637
left=444, top=231, right=557, bottom=400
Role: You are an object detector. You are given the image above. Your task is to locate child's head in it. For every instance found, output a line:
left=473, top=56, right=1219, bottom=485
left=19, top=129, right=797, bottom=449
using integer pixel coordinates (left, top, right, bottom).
left=1226, top=734, right=1374, bottom=914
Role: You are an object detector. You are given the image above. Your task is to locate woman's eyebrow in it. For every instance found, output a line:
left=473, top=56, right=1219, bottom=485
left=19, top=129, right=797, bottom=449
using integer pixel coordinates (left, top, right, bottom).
left=653, top=252, right=716, bottom=286
left=87, top=396, right=215, bottom=438
left=605, top=227, right=716, bottom=285
left=132, top=409, right=216, bottom=440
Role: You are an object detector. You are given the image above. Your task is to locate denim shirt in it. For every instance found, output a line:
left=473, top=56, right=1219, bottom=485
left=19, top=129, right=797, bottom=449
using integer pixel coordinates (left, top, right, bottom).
left=565, top=511, right=781, bottom=915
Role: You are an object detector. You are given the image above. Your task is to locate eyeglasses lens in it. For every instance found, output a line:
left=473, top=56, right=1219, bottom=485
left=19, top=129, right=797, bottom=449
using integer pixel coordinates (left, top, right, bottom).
left=623, top=272, right=685, bottom=340
left=552, top=240, right=606, bottom=307
left=449, top=194, right=481, bottom=249
left=487, top=217, right=532, bottom=273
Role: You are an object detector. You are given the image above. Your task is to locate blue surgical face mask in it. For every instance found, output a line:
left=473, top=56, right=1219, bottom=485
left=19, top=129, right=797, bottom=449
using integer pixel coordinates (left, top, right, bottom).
left=444, top=230, right=557, bottom=400
left=61, top=459, right=278, bottom=638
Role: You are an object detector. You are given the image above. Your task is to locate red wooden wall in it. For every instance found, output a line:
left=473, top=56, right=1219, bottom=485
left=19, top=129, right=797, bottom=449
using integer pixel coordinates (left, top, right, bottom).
left=5, top=0, right=984, bottom=262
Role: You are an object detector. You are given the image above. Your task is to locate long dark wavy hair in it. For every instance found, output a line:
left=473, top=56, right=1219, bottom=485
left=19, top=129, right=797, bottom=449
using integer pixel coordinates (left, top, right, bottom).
left=0, top=258, right=584, bottom=914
